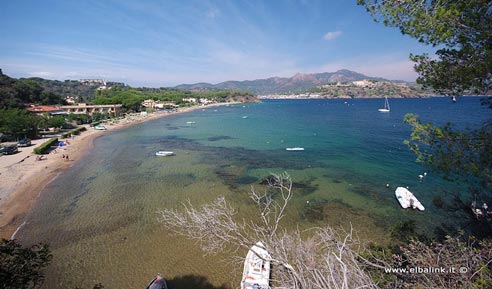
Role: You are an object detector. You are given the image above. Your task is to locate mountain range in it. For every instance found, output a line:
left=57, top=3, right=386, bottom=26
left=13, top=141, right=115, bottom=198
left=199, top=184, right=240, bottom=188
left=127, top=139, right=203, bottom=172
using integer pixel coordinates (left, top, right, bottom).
left=175, top=69, right=405, bottom=95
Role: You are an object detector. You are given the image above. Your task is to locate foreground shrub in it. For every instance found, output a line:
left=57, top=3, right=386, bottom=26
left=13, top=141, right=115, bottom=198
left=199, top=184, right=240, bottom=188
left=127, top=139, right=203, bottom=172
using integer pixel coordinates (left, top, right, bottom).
left=33, top=137, right=58, bottom=155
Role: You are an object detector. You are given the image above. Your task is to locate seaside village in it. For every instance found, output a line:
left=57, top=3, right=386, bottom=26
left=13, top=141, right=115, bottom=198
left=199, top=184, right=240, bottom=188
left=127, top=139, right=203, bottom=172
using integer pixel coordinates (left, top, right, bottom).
left=0, top=78, right=219, bottom=151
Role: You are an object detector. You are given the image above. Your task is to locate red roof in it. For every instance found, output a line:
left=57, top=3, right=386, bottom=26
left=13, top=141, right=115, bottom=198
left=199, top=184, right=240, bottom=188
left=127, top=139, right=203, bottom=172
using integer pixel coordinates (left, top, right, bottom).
left=26, top=105, right=62, bottom=113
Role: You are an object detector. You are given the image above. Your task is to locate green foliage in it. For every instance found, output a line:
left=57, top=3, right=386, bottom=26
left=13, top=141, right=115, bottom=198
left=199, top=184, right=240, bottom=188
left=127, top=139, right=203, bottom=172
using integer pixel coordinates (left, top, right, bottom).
left=0, top=108, right=41, bottom=139
left=387, top=234, right=492, bottom=288
left=404, top=113, right=492, bottom=194
left=33, top=137, right=58, bottom=155
left=46, top=115, right=68, bottom=129
left=0, top=70, right=66, bottom=109
left=92, top=86, right=253, bottom=111
left=0, top=239, right=52, bottom=289
left=309, top=81, right=428, bottom=98
left=61, top=127, right=87, bottom=139
left=358, top=0, right=492, bottom=96
left=27, top=77, right=104, bottom=103
left=390, top=220, right=417, bottom=243
left=67, top=113, right=90, bottom=125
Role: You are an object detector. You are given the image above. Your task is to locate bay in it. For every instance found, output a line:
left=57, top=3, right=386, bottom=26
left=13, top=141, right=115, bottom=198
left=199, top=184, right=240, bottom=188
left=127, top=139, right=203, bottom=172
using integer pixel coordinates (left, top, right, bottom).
left=17, top=97, right=490, bottom=289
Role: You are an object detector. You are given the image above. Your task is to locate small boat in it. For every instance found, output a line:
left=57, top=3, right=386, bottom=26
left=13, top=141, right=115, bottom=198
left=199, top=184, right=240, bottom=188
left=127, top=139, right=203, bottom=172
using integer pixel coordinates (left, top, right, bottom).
left=155, top=151, right=175, bottom=156
left=471, top=201, right=490, bottom=219
left=378, top=97, right=390, bottom=112
left=395, top=187, right=425, bottom=211
left=94, top=124, right=107, bottom=130
left=186, top=121, right=196, bottom=124
left=242, top=116, right=248, bottom=119
left=146, top=274, right=168, bottom=289
left=286, top=147, right=304, bottom=151
left=241, top=242, right=271, bottom=289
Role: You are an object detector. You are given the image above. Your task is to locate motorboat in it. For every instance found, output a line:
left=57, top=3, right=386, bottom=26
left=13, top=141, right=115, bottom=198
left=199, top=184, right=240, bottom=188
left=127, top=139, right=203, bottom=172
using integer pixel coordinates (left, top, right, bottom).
left=155, top=151, right=175, bottom=156
left=285, top=147, right=304, bottom=151
left=145, top=274, right=168, bottom=289
left=395, top=187, right=425, bottom=211
left=241, top=242, right=271, bottom=289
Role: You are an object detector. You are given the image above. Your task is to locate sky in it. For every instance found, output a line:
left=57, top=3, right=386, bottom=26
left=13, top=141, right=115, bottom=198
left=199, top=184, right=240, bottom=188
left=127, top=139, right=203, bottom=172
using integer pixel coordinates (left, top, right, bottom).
left=0, top=0, right=437, bottom=87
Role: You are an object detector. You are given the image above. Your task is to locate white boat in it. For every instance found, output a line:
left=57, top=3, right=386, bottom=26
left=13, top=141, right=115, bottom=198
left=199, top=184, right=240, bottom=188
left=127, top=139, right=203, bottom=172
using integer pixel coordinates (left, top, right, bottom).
left=186, top=121, right=196, bottom=124
left=241, top=242, right=271, bottom=289
left=286, top=147, right=304, bottom=151
left=146, top=274, right=168, bottom=289
left=395, top=187, right=425, bottom=211
left=94, top=124, right=107, bottom=130
left=378, top=97, right=390, bottom=112
left=155, top=151, right=175, bottom=156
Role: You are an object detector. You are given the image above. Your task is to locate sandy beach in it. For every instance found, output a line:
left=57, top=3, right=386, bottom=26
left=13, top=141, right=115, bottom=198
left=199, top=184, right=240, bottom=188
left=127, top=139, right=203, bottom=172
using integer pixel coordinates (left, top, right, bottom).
left=0, top=103, right=236, bottom=239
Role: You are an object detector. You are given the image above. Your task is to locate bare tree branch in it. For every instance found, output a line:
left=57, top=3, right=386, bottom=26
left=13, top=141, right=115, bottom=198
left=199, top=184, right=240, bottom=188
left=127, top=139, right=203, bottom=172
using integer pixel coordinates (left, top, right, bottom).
left=158, top=173, right=378, bottom=289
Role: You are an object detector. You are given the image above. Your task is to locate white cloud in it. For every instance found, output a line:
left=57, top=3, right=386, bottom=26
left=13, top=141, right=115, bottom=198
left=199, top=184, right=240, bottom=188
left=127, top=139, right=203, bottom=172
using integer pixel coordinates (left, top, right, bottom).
left=323, top=31, right=342, bottom=41
left=29, top=71, right=54, bottom=78
left=206, top=8, right=220, bottom=19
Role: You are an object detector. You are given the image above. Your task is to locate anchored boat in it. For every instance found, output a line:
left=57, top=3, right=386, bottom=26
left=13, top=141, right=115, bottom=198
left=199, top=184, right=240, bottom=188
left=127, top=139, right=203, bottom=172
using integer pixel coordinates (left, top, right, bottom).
left=241, top=242, right=271, bottom=289
left=145, top=274, right=168, bottom=289
left=395, top=187, right=425, bottom=211
left=155, top=151, right=175, bottom=156
left=285, top=147, right=304, bottom=151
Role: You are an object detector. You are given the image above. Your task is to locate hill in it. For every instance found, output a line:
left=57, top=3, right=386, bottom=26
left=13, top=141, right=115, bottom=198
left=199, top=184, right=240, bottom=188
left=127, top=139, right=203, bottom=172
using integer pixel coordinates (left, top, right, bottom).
left=24, top=78, right=126, bottom=103
left=175, top=69, right=395, bottom=94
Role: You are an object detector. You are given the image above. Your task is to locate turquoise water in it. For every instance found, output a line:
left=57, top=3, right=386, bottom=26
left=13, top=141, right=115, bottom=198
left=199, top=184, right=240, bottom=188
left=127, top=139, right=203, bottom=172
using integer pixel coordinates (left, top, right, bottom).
left=17, top=97, right=490, bottom=289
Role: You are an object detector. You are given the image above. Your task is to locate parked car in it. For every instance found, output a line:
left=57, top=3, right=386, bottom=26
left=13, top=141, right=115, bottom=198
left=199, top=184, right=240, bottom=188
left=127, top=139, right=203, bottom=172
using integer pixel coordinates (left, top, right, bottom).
left=1, top=145, right=18, bottom=155
left=17, top=138, right=31, bottom=147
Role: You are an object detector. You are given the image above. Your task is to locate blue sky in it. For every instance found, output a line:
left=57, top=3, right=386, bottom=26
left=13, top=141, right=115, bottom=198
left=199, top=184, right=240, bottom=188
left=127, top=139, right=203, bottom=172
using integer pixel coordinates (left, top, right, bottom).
left=0, top=0, right=436, bottom=87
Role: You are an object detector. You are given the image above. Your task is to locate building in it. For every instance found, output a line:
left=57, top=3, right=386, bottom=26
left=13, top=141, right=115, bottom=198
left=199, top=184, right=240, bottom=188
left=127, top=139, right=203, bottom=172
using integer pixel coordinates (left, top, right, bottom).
left=27, top=103, right=122, bottom=117
left=141, top=99, right=178, bottom=109
left=26, top=105, right=67, bottom=116
left=65, top=95, right=78, bottom=104
left=183, top=97, right=197, bottom=103
left=352, top=80, right=376, bottom=87
left=60, top=103, right=122, bottom=116
left=79, top=79, right=106, bottom=86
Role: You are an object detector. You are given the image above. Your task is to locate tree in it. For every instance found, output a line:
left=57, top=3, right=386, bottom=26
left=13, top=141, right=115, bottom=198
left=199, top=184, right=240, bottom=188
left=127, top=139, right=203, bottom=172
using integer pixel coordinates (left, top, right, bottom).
left=365, top=233, right=492, bottom=289
left=357, top=0, right=492, bottom=96
left=358, top=0, right=492, bottom=209
left=0, top=109, right=41, bottom=139
left=13, top=79, right=43, bottom=104
left=403, top=114, right=492, bottom=195
left=0, top=239, right=52, bottom=289
left=158, top=173, right=377, bottom=289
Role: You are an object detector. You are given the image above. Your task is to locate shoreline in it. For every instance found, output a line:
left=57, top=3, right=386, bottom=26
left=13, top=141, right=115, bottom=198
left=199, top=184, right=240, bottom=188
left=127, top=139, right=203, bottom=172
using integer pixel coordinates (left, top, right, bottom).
left=0, top=102, right=238, bottom=239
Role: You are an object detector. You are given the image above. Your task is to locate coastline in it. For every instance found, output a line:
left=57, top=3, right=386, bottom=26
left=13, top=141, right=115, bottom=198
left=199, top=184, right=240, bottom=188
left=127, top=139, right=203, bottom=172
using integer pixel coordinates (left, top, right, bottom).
left=0, top=102, right=237, bottom=239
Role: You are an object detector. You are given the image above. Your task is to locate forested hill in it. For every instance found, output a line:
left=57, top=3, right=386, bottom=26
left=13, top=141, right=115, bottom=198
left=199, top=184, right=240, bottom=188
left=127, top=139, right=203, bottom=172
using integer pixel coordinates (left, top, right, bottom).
left=25, top=77, right=125, bottom=103
left=0, top=69, right=257, bottom=110
left=175, top=69, right=397, bottom=94
left=0, top=69, right=67, bottom=108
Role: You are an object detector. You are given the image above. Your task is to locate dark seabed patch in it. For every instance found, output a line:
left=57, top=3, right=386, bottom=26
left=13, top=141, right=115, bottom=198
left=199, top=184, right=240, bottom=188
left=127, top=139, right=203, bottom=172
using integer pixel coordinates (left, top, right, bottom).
left=236, top=175, right=259, bottom=185
left=259, top=176, right=318, bottom=196
left=301, top=199, right=329, bottom=222
left=158, top=173, right=197, bottom=187
left=207, top=135, right=234, bottom=142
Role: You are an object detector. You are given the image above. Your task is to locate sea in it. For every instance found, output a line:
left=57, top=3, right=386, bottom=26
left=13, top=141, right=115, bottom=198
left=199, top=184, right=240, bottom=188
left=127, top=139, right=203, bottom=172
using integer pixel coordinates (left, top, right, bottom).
left=16, top=97, right=491, bottom=289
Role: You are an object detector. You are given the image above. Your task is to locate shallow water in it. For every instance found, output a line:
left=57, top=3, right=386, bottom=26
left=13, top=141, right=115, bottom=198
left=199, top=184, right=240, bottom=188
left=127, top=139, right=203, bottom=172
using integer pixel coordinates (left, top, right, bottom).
left=17, top=97, right=490, bottom=288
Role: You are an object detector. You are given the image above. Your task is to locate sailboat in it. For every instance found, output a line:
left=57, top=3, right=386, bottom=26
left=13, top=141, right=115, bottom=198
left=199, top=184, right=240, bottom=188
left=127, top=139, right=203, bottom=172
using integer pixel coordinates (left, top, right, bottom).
left=378, top=97, right=390, bottom=112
